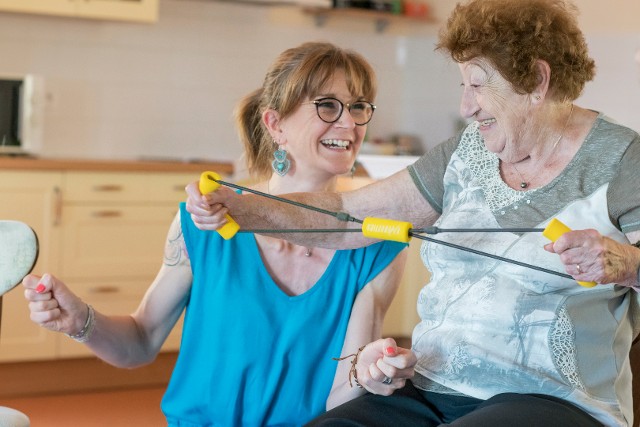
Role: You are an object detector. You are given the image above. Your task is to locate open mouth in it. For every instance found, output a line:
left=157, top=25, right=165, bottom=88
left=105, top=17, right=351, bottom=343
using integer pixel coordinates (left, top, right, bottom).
left=320, top=139, right=351, bottom=150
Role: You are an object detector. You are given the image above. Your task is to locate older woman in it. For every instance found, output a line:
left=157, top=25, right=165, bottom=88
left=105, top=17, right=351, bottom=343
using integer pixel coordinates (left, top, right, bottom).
left=186, top=1, right=640, bottom=426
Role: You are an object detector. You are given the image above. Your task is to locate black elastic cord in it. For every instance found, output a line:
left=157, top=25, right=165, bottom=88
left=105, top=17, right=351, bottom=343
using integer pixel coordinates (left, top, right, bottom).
left=210, top=177, right=363, bottom=224
left=409, top=232, right=573, bottom=280
left=413, top=227, right=545, bottom=234
left=210, top=176, right=570, bottom=280
left=238, top=229, right=362, bottom=234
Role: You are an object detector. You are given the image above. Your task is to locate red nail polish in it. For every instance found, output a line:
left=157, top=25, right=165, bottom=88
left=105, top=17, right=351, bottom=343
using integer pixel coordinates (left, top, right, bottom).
left=386, top=346, right=396, bottom=356
left=35, top=284, right=46, bottom=293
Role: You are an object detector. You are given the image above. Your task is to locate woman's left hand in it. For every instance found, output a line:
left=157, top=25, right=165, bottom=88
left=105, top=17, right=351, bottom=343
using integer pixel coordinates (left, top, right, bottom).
left=355, top=338, right=417, bottom=395
left=544, top=229, right=640, bottom=287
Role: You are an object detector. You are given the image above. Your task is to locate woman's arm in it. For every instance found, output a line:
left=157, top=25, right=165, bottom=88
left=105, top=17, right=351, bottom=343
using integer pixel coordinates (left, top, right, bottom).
left=23, top=211, right=193, bottom=368
left=186, top=169, right=439, bottom=250
left=545, top=229, right=640, bottom=288
left=325, top=248, right=416, bottom=410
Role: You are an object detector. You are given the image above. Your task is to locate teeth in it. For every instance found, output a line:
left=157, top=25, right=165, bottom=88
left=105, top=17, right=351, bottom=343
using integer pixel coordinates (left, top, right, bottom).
left=479, top=118, right=496, bottom=126
left=321, top=139, right=350, bottom=148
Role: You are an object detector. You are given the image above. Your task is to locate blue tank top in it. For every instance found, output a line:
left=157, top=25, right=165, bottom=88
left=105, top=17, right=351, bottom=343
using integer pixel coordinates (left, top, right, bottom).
left=161, top=203, right=405, bottom=426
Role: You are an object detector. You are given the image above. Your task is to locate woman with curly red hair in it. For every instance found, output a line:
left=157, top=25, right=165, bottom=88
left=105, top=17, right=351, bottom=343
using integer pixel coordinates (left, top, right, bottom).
left=187, top=1, right=640, bottom=425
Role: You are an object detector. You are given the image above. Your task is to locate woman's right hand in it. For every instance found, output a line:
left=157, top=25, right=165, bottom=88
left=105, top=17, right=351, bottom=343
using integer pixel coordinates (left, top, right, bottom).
left=355, top=338, right=417, bottom=395
left=22, top=273, right=88, bottom=336
left=185, top=180, right=234, bottom=231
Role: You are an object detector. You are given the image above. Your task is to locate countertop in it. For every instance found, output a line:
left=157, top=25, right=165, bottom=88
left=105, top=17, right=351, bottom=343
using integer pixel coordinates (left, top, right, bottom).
left=0, top=156, right=234, bottom=174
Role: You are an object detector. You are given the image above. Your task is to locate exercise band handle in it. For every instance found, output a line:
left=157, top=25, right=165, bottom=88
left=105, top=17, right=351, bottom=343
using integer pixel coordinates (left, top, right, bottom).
left=199, top=171, right=240, bottom=240
left=542, top=218, right=596, bottom=288
left=362, top=217, right=412, bottom=243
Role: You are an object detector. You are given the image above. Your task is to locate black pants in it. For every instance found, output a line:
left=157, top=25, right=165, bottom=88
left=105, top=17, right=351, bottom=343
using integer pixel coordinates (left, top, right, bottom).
left=306, top=380, right=603, bottom=427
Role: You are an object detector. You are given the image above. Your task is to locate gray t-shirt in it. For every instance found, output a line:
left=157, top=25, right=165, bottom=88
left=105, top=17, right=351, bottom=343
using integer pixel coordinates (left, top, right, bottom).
left=406, top=114, right=640, bottom=427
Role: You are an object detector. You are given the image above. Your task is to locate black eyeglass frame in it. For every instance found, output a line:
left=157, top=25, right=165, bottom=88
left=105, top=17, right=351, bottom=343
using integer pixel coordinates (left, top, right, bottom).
left=309, top=97, right=376, bottom=126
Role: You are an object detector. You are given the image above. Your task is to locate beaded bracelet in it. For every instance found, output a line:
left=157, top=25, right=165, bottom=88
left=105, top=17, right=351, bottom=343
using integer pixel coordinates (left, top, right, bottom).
left=332, top=344, right=367, bottom=389
left=66, top=304, right=96, bottom=343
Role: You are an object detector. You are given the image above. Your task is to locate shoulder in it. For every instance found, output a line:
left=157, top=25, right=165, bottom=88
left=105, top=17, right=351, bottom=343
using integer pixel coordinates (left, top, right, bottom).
left=590, top=113, right=639, bottom=146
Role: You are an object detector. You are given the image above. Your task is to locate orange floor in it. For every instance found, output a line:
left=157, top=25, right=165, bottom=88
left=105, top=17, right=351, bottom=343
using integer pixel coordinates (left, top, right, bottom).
left=0, top=386, right=166, bottom=427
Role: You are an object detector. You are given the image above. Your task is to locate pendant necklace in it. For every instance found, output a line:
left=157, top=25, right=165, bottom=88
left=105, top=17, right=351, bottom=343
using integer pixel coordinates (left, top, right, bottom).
left=511, top=104, right=574, bottom=189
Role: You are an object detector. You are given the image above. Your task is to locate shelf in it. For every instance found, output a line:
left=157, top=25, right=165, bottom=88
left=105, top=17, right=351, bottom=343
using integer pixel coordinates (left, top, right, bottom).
left=302, top=7, right=436, bottom=33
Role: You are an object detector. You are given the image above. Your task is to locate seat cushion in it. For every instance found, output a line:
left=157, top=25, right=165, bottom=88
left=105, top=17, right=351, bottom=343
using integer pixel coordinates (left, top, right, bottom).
left=0, top=406, right=29, bottom=427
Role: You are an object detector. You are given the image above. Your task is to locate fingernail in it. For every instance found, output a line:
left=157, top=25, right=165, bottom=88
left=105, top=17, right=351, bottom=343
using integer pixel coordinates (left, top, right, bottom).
left=386, top=346, right=396, bottom=356
left=35, top=283, right=46, bottom=293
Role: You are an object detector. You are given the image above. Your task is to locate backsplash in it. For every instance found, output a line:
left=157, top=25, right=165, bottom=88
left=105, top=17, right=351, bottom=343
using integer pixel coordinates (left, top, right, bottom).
left=0, top=0, right=637, bottom=162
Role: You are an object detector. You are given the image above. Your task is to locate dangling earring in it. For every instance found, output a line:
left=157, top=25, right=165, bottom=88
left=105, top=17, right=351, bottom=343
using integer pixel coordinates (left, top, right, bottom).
left=272, top=144, right=290, bottom=176
left=350, top=163, right=356, bottom=178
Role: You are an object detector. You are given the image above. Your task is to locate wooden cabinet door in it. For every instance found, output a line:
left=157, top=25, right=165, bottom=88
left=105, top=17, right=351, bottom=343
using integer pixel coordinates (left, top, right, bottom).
left=0, top=171, right=62, bottom=361
left=59, top=204, right=177, bottom=279
left=0, top=0, right=158, bottom=23
left=0, top=0, right=75, bottom=16
left=77, top=0, right=158, bottom=23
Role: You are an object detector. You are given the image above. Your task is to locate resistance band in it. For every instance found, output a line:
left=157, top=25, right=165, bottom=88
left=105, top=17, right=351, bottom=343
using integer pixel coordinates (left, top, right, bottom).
left=199, top=172, right=595, bottom=287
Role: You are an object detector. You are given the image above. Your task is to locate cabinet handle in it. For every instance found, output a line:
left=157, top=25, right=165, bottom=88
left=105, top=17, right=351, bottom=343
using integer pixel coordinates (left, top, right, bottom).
left=92, top=185, right=124, bottom=192
left=91, top=210, right=123, bottom=218
left=88, top=286, right=120, bottom=294
left=53, top=186, right=62, bottom=227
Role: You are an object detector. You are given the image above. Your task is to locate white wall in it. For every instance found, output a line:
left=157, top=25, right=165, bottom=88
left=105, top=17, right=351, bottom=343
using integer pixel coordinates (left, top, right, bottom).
left=0, top=0, right=420, bottom=161
left=0, top=0, right=637, bottom=162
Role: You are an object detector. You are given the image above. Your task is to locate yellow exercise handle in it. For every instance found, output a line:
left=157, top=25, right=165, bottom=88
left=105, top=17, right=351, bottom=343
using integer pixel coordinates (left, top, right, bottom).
left=199, top=171, right=240, bottom=240
left=542, top=218, right=596, bottom=288
left=362, top=217, right=412, bottom=243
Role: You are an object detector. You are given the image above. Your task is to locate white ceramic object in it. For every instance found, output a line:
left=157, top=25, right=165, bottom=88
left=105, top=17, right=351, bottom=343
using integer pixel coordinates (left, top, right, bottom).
left=357, top=154, right=420, bottom=180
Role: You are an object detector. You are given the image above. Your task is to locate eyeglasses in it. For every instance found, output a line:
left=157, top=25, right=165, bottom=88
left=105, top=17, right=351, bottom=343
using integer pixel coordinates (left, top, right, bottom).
left=309, top=97, right=376, bottom=126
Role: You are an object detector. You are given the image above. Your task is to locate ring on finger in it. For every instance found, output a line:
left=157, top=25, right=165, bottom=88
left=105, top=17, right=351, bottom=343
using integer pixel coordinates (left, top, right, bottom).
left=576, top=264, right=581, bottom=273
left=382, top=376, right=392, bottom=385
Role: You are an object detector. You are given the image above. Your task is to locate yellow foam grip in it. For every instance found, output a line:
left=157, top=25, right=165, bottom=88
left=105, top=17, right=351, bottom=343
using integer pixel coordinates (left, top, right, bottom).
left=199, top=171, right=240, bottom=240
left=542, top=218, right=596, bottom=288
left=362, top=217, right=412, bottom=243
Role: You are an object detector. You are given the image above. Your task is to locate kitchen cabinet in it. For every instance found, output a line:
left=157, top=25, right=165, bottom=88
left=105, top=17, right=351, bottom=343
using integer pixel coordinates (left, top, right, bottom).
left=0, top=171, right=61, bottom=361
left=0, top=0, right=158, bottom=23
left=56, top=171, right=190, bottom=357
left=0, top=162, right=225, bottom=362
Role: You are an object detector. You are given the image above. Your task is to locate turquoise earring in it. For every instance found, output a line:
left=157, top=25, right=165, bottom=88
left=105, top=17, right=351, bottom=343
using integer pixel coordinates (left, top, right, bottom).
left=272, top=146, right=290, bottom=176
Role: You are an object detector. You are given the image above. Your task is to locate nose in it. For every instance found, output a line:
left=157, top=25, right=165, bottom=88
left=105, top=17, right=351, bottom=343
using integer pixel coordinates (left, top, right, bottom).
left=459, top=86, right=478, bottom=119
left=335, top=105, right=357, bottom=128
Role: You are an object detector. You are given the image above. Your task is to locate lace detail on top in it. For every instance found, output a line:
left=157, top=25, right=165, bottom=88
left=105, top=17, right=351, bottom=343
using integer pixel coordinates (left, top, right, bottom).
left=456, top=122, right=535, bottom=213
left=550, top=306, right=585, bottom=391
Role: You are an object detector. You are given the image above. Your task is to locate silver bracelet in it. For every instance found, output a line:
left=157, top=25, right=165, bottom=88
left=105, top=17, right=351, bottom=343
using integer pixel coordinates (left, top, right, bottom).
left=66, top=304, right=96, bottom=343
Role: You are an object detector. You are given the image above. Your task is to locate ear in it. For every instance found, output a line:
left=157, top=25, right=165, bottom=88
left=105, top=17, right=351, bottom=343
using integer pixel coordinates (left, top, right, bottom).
left=530, top=59, right=551, bottom=104
left=262, top=108, right=283, bottom=143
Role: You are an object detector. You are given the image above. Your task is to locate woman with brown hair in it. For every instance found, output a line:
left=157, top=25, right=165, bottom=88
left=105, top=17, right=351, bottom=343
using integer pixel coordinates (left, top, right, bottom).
left=23, top=42, right=413, bottom=426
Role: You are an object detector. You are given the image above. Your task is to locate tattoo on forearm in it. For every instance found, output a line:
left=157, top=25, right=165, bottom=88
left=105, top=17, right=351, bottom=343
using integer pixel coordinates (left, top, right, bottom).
left=164, top=216, right=186, bottom=266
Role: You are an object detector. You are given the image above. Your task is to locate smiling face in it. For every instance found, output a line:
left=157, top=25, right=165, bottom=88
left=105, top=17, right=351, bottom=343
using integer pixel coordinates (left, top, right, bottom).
left=458, top=59, right=540, bottom=161
left=273, top=69, right=368, bottom=179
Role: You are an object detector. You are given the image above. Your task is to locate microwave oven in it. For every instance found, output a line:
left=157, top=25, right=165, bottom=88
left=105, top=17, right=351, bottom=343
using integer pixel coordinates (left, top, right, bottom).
left=0, top=74, right=43, bottom=156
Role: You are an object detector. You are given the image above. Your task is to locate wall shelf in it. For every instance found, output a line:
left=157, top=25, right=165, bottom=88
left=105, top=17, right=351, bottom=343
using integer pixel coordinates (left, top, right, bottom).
left=302, top=6, right=436, bottom=33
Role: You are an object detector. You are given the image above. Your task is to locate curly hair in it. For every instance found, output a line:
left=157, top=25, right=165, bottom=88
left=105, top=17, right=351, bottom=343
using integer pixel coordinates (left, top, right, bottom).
left=436, top=0, right=595, bottom=101
left=236, top=42, right=377, bottom=179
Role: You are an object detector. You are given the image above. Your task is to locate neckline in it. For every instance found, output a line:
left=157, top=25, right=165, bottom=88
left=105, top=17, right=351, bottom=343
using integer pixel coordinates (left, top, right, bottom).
left=494, top=113, right=601, bottom=196
left=249, top=234, right=339, bottom=300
